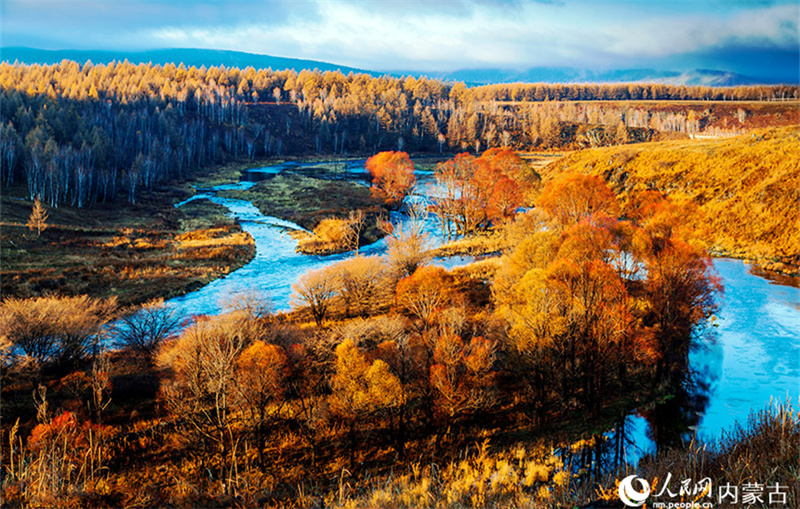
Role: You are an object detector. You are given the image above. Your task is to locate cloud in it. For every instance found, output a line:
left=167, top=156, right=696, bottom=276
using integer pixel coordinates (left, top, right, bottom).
left=600, top=3, right=798, bottom=57
left=1, top=0, right=319, bottom=49
left=2, top=0, right=797, bottom=73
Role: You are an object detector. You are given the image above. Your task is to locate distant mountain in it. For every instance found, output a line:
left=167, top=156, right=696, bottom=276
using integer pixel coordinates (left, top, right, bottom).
left=1, top=47, right=779, bottom=87
left=430, top=67, right=776, bottom=87
left=648, top=69, right=767, bottom=87
left=0, top=47, right=378, bottom=76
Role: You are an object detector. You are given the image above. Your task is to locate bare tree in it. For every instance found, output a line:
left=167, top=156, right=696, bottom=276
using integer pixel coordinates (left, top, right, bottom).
left=222, top=290, right=273, bottom=320
left=383, top=202, right=431, bottom=278
left=335, top=255, right=390, bottom=317
left=116, top=299, right=184, bottom=359
left=157, top=310, right=259, bottom=481
left=345, top=209, right=367, bottom=255
left=89, top=353, right=113, bottom=423
left=292, top=266, right=339, bottom=326
left=0, top=295, right=117, bottom=366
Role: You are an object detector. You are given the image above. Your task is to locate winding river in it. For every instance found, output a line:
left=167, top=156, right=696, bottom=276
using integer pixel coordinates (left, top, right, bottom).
left=168, top=160, right=800, bottom=459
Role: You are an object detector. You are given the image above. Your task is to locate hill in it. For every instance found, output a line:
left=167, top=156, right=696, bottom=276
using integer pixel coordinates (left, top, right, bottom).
left=543, top=126, right=800, bottom=274
left=3, top=47, right=785, bottom=86
left=0, top=47, right=377, bottom=76
left=432, top=67, right=773, bottom=87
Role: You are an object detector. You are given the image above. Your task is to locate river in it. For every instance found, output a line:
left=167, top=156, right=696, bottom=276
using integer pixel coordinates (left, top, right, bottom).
left=168, top=160, right=469, bottom=316
left=168, top=160, right=800, bottom=460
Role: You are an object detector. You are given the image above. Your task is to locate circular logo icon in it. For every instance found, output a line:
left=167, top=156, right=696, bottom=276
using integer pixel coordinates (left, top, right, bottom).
left=618, top=475, right=651, bottom=507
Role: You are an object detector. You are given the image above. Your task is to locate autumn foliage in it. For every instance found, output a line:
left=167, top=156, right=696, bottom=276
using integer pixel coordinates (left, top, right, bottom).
left=365, top=151, right=416, bottom=209
left=2, top=59, right=795, bottom=508
left=0, top=193, right=727, bottom=507
left=395, top=265, right=456, bottom=329
left=535, top=173, right=619, bottom=226
left=430, top=148, right=537, bottom=236
left=495, top=174, right=719, bottom=415
left=546, top=126, right=800, bottom=273
left=430, top=335, right=497, bottom=418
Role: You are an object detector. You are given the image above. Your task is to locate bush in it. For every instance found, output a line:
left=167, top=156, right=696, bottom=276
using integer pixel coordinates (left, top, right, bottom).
left=115, top=298, right=184, bottom=358
left=291, top=265, right=339, bottom=326
left=335, top=255, right=391, bottom=317
left=0, top=295, right=117, bottom=366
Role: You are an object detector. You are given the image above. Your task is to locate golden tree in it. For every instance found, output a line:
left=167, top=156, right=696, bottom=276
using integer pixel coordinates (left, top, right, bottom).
left=236, top=340, right=289, bottom=464
left=395, top=265, right=456, bottom=330
left=27, top=198, right=48, bottom=237
left=329, top=338, right=404, bottom=465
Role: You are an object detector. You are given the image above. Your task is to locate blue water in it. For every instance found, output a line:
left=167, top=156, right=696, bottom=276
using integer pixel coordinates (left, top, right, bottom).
left=168, top=162, right=471, bottom=317
left=696, top=259, right=799, bottom=436
left=623, top=258, right=799, bottom=461
left=169, top=161, right=800, bottom=457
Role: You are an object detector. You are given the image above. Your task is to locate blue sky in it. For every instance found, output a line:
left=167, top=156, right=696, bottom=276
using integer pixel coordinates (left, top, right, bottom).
left=2, top=0, right=798, bottom=78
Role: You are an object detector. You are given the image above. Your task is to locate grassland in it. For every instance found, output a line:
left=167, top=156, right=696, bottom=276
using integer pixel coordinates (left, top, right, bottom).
left=218, top=172, right=388, bottom=249
left=1, top=182, right=255, bottom=306
left=543, top=126, right=800, bottom=274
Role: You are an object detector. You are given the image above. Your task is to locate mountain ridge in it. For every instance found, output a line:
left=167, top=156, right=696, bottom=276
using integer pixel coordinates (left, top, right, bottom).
left=0, top=47, right=379, bottom=77
left=0, top=47, right=785, bottom=86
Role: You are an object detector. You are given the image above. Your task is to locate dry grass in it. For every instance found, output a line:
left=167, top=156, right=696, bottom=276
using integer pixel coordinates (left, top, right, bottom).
left=544, top=126, right=800, bottom=274
left=1, top=191, right=255, bottom=306
left=295, top=217, right=354, bottom=255
left=219, top=173, right=387, bottom=246
left=430, top=232, right=505, bottom=258
left=450, top=258, right=503, bottom=282
left=334, top=440, right=571, bottom=509
left=335, top=401, right=799, bottom=509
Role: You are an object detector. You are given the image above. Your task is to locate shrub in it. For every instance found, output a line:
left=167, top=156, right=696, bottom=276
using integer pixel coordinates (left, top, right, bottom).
left=115, top=298, right=184, bottom=358
left=0, top=295, right=117, bottom=366
left=335, top=255, right=391, bottom=317
left=291, top=265, right=339, bottom=326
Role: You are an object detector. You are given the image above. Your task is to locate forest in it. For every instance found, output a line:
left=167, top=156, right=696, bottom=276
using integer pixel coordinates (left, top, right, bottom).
left=1, top=61, right=798, bottom=208
left=2, top=168, right=746, bottom=507
left=1, top=60, right=799, bottom=508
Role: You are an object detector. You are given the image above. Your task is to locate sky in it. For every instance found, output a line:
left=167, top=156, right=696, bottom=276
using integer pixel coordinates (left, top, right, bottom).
left=2, top=0, right=798, bottom=78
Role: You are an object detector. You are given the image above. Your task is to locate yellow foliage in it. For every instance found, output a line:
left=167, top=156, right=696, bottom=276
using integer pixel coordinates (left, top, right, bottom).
left=545, top=126, right=800, bottom=272
left=296, top=217, right=357, bottom=255
left=330, top=339, right=405, bottom=419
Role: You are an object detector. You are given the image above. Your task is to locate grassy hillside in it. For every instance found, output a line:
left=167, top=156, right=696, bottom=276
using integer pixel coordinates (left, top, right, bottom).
left=543, top=126, right=800, bottom=273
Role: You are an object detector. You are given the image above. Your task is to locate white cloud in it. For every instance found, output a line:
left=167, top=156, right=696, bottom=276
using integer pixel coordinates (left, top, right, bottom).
left=5, top=0, right=798, bottom=72
left=600, top=3, right=798, bottom=57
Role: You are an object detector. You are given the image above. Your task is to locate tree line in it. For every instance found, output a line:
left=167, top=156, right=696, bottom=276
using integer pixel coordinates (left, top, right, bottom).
left=2, top=60, right=797, bottom=208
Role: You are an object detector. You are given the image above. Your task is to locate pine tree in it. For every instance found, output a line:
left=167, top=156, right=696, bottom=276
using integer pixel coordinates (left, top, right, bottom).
left=27, top=198, right=48, bottom=237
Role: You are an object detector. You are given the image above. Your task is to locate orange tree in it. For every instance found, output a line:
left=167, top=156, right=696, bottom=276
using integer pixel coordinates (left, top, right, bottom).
left=495, top=173, right=718, bottom=417
left=429, top=148, right=534, bottom=235
left=365, top=151, right=416, bottom=209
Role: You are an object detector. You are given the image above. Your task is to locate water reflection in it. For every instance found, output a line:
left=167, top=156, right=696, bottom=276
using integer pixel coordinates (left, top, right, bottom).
left=169, top=160, right=800, bottom=467
left=612, top=259, right=799, bottom=465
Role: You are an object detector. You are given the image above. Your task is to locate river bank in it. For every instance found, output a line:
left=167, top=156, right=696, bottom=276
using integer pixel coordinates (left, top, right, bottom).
left=167, top=158, right=800, bottom=463
left=0, top=180, right=255, bottom=306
